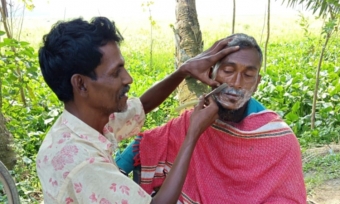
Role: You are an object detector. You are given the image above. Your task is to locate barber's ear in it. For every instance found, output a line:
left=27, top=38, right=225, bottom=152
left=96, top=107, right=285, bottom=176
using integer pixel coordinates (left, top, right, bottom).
left=71, top=74, right=88, bottom=97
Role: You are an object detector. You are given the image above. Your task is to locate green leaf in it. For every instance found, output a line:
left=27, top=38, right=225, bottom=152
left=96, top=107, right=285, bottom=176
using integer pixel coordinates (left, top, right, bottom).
left=330, top=82, right=340, bottom=96
left=285, top=112, right=300, bottom=122
left=292, top=101, right=301, bottom=113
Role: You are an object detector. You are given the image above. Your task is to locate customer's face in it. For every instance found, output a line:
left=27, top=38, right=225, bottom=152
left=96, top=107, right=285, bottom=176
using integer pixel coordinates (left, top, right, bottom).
left=214, top=48, right=261, bottom=110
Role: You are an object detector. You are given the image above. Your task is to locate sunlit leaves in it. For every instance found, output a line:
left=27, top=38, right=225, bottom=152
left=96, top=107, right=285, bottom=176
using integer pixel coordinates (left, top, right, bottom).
left=281, top=0, right=340, bottom=18
left=19, top=0, right=35, bottom=10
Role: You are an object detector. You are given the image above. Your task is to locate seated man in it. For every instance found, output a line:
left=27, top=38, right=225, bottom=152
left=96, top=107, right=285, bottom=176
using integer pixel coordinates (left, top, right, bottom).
left=116, top=33, right=307, bottom=203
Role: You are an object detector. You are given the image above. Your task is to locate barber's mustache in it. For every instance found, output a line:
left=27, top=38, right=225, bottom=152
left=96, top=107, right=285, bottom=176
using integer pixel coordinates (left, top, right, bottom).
left=119, top=85, right=130, bottom=98
left=219, top=87, right=245, bottom=97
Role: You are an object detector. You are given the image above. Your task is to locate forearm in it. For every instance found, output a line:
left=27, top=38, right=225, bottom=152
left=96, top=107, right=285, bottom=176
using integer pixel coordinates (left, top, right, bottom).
left=151, top=131, right=198, bottom=204
left=140, top=68, right=187, bottom=114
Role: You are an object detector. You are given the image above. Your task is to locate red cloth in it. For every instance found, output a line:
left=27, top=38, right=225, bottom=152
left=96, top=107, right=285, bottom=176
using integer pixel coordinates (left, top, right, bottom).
left=138, top=110, right=306, bottom=204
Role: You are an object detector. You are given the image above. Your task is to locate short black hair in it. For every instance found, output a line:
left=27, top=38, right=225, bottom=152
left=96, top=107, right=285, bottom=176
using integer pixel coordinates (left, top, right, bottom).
left=39, top=17, right=124, bottom=102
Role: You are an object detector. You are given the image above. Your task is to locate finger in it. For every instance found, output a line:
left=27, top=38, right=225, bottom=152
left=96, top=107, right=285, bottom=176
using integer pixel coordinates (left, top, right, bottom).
left=205, top=38, right=233, bottom=55
left=194, top=69, right=220, bottom=87
left=204, top=96, right=210, bottom=106
left=206, top=96, right=217, bottom=107
left=198, top=77, right=220, bottom=87
left=204, top=96, right=219, bottom=119
left=209, top=46, right=239, bottom=63
left=197, top=95, right=205, bottom=109
left=206, top=96, right=218, bottom=109
left=200, top=38, right=231, bottom=57
left=205, top=39, right=224, bottom=52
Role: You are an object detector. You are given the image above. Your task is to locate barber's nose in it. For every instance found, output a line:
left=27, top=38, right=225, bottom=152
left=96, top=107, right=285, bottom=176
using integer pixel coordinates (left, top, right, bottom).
left=123, top=69, right=133, bottom=85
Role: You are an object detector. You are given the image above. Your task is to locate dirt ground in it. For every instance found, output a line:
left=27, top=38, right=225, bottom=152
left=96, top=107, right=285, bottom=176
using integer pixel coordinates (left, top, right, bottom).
left=307, top=179, right=340, bottom=204
left=305, top=145, right=340, bottom=204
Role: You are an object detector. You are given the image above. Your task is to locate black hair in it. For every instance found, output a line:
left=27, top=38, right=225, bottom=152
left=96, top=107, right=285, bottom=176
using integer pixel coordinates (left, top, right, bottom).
left=39, top=17, right=124, bottom=102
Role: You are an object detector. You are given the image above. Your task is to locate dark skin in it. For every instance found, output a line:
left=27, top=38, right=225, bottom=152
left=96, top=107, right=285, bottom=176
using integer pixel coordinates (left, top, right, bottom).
left=65, top=39, right=239, bottom=203
left=213, top=47, right=262, bottom=123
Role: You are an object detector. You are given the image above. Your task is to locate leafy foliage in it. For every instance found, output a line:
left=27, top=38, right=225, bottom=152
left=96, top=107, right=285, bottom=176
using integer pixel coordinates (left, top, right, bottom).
left=281, top=0, right=340, bottom=18
left=255, top=34, right=340, bottom=147
left=0, top=32, right=62, bottom=202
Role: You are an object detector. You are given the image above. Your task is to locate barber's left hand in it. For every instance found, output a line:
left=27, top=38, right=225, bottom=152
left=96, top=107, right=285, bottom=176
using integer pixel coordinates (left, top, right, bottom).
left=178, top=38, right=239, bottom=86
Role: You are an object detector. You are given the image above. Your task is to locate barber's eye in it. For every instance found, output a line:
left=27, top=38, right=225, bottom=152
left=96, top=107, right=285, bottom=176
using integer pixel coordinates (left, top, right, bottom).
left=114, top=68, right=121, bottom=77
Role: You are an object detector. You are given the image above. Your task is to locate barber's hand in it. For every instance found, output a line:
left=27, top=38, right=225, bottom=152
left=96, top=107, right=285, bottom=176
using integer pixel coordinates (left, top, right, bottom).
left=178, top=39, right=239, bottom=87
left=188, top=95, right=218, bottom=140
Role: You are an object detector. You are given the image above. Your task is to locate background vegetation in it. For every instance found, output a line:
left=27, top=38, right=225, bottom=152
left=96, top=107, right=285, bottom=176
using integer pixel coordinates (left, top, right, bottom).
left=0, top=4, right=339, bottom=203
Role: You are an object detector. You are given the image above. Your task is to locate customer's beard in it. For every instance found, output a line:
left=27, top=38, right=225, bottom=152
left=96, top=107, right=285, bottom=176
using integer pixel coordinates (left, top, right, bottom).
left=215, top=97, right=249, bottom=123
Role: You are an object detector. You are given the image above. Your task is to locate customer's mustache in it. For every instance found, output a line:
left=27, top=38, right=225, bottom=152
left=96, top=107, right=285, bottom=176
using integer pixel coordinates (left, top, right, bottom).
left=219, top=87, right=245, bottom=98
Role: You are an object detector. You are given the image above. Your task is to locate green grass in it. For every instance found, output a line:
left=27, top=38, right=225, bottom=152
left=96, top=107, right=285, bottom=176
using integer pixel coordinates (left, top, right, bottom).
left=303, top=152, right=340, bottom=192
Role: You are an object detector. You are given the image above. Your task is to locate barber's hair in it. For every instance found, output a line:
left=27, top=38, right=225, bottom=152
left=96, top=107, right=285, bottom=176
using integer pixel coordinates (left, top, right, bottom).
left=212, top=33, right=262, bottom=80
left=39, top=17, right=124, bottom=102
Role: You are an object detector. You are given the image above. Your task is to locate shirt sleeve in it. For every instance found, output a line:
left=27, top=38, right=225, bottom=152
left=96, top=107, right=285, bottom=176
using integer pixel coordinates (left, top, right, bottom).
left=58, top=159, right=151, bottom=204
left=105, top=97, right=146, bottom=142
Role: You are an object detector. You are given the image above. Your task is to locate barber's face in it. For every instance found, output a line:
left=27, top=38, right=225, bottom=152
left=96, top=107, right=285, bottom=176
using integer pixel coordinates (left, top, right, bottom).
left=214, top=48, right=261, bottom=110
left=85, top=41, right=133, bottom=114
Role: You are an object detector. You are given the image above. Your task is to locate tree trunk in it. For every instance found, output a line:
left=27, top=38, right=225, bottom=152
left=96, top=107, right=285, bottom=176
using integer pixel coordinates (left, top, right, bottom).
left=0, top=113, right=16, bottom=170
left=232, top=0, right=236, bottom=34
left=0, top=0, right=17, bottom=170
left=174, top=0, right=208, bottom=106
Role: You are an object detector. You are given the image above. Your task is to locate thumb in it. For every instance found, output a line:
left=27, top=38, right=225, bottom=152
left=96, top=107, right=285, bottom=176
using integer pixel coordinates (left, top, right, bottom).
left=194, top=95, right=205, bottom=111
left=198, top=73, right=220, bottom=86
left=204, top=78, right=220, bottom=87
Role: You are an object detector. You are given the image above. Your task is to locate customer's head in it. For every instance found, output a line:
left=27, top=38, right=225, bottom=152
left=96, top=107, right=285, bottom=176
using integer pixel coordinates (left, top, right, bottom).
left=212, top=33, right=262, bottom=110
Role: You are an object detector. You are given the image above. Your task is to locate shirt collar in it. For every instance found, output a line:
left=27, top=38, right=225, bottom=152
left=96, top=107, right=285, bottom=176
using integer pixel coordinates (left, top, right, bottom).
left=61, top=109, right=115, bottom=154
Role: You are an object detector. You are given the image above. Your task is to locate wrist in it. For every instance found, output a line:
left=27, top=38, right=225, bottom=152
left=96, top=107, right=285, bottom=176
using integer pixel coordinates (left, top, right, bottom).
left=176, top=64, right=190, bottom=78
left=186, top=128, right=201, bottom=143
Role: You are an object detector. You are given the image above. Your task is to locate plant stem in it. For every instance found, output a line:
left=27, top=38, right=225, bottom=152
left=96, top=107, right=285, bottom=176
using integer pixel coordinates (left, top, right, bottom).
left=311, top=32, right=330, bottom=129
left=264, top=0, right=270, bottom=72
left=231, top=0, right=235, bottom=34
left=148, top=5, right=153, bottom=71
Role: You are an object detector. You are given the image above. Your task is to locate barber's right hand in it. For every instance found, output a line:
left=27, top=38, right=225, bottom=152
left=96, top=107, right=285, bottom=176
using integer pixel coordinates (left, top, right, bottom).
left=188, top=95, right=218, bottom=140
